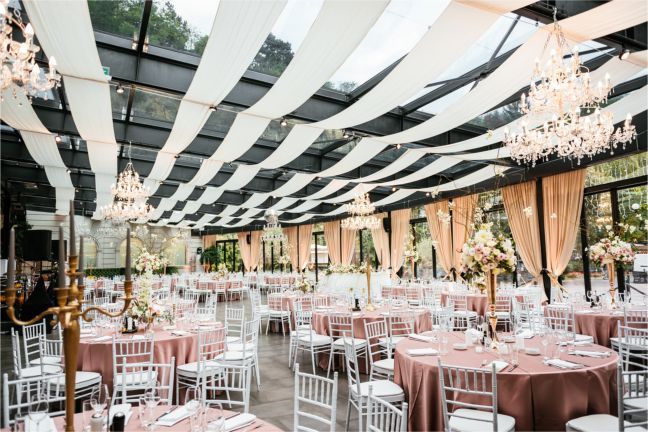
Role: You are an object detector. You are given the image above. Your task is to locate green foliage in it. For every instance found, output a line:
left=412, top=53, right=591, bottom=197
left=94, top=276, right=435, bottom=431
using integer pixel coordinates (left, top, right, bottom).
left=250, top=33, right=294, bottom=76
left=200, top=245, right=219, bottom=265
left=324, top=81, right=358, bottom=93
left=132, top=90, right=180, bottom=123
left=88, top=0, right=142, bottom=37
left=148, top=0, right=193, bottom=51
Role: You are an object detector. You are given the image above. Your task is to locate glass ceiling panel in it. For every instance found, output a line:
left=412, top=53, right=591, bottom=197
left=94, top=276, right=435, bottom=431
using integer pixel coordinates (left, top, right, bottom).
left=326, top=0, right=450, bottom=93
left=202, top=105, right=242, bottom=134
left=146, top=0, right=218, bottom=57
left=417, top=82, right=472, bottom=115
left=88, top=0, right=144, bottom=39
left=400, top=84, right=442, bottom=107
left=434, top=13, right=539, bottom=84
left=109, top=83, right=131, bottom=121
left=248, top=0, right=323, bottom=78
left=131, top=88, right=181, bottom=124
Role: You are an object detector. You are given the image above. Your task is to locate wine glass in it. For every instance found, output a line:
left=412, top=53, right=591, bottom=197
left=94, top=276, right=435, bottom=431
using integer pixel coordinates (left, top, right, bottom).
left=204, top=402, right=225, bottom=432
left=144, top=383, right=161, bottom=408
left=28, top=395, right=48, bottom=430
left=138, top=396, right=156, bottom=432
left=90, top=384, right=110, bottom=416
left=185, top=387, right=202, bottom=432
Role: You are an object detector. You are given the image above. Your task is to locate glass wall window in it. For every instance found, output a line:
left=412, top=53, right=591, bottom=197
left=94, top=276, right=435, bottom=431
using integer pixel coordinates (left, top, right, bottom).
left=583, top=193, right=613, bottom=294
left=617, top=185, right=648, bottom=287
left=359, top=230, right=377, bottom=269
left=585, top=153, right=648, bottom=187
left=413, top=222, right=434, bottom=280
left=118, top=237, right=144, bottom=267
left=82, top=237, right=98, bottom=269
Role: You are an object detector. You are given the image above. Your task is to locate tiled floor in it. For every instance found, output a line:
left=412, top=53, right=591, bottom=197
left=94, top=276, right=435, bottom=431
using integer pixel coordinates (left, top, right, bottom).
left=0, top=297, right=365, bottom=431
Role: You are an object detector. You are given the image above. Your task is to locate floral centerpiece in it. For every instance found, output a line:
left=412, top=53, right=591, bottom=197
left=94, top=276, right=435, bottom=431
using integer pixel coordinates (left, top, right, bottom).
left=294, top=278, right=312, bottom=294
left=324, top=264, right=365, bottom=275
left=460, top=223, right=516, bottom=347
left=588, top=236, right=634, bottom=308
left=129, top=249, right=173, bottom=330
left=212, top=263, right=229, bottom=280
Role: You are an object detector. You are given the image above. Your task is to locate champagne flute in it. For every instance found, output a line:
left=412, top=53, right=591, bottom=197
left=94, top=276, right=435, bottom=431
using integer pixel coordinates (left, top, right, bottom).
left=90, top=384, right=110, bottom=416
left=28, top=395, right=48, bottom=430
left=204, top=402, right=225, bottom=432
left=185, top=387, right=202, bottom=432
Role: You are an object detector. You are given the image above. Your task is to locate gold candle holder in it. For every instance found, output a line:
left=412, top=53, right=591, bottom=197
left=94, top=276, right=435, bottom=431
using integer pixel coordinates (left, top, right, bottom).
left=486, top=270, right=499, bottom=349
left=364, top=259, right=375, bottom=311
left=607, top=262, right=618, bottom=309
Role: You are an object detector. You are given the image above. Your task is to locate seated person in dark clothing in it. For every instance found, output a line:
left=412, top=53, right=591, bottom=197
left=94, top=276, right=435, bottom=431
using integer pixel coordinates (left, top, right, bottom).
left=21, top=275, right=55, bottom=331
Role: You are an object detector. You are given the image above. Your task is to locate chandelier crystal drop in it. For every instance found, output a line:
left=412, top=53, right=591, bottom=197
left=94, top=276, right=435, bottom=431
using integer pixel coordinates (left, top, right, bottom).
left=341, top=193, right=380, bottom=230
left=504, top=18, right=636, bottom=167
left=0, top=0, right=61, bottom=99
left=261, top=209, right=286, bottom=243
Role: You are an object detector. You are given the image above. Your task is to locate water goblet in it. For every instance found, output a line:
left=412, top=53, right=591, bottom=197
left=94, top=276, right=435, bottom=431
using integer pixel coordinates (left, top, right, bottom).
left=204, top=402, right=225, bottom=432
left=90, top=384, right=110, bottom=416
left=28, top=395, right=48, bottom=431
left=185, top=387, right=202, bottom=432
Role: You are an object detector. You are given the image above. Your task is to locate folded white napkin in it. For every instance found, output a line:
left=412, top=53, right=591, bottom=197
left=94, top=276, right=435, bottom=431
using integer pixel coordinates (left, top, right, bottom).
left=171, top=330, right=191, bottom=336
left=408, top=333, right=434, bottom=343
left=156, top=406, right=190, bottom=427
left=109, top=403, right=132, bottom=425
left=573, top=350, right=609, bottom=358
left=485, top=361, right=509, bottom=373
left=558, top=340, right=591, bottom=346
left=545, top=359, right=583, bottom=369
left=224, top=413, right=256, bottom=431
left=80, top=333, right=96, bottom=339
left=91, top=335, right=112, bottom=343
left=516, top=330, right=534, bottom=339
left=25, top=415, right=56, bottom=432
left=163, top=325, right=176, bottom=331
left=132, top=335, right=145, bottom=340
left=406, top=348, right=438, bottom=356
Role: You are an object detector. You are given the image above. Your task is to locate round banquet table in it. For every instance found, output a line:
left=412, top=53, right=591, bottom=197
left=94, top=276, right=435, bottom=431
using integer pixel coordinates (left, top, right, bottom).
left=54, top=406, right=282, bottom=431
left=573, top=308, right=625, bottom=347
left=312, top=306, right=432, bottom=372
left=441, top=291, right=488, bottom=315
left=319, top=272, right=390, bottom=299
left=78, top=328, right=202, bottom=388
left=394, top=332, right=618, bottom=431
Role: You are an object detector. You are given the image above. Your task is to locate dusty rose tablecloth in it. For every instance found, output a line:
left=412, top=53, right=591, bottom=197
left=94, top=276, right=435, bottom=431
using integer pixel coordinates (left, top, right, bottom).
left=574, top=309, right=625, bottom=347
left=78, top=329, right=200, bottom=388
left=55, top=406, right=282, bottom=431
left=394, top=332, right=618, bottom=431
left=312, top=306, right=432, bottom=372
left=441, top=291, right=489, bottom=315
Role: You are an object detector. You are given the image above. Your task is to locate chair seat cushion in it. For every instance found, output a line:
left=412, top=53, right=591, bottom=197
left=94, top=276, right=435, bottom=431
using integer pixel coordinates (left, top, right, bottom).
left=19, top=364, right=62, bottom=378
left=624, top=395, right=648, bottom=411
left=29, top=356, right=61, bottom=366
left=333, top=337, right=367, bottom=348
left=216, top=350, right=255, bottom=362
left=494, top=311, right=511, bottom=317
left=268, top=310, right=290, bottom=317
left=177, top=361, right=223, bottom=375
left=226, top=336, right=241, bottom=344
left=454, top=311, right=478, bottom=317
left=298, top=334, right=332, bottom=346
left=351, top=380, right=403, bottom=399
left=449, top=408, right=515, bottom=432
left=227, top=342, right=256, bottom=351
left=378, top=336, right=405, bottom=347
left=566, top=414, right=629, bottom=431
left=48, top=371, right=101, bottom=388
left=115, top=370, right=158, bottom=386
left=373, top=358, right=394, bottom=371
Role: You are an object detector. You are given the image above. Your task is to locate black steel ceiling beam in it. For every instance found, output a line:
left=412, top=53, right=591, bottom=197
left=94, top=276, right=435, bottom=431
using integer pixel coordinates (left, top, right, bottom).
left=472, top=16, right=520, bottom=90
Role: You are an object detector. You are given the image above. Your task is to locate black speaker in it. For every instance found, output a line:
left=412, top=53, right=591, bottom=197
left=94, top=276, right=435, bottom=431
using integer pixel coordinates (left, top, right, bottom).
left=51, top=240, right=67, bottom=262
left=22, top=230, right=52, bottom=261
left=382, top=218, right=391, bottom=233
left=197, top=247, right=203, bottom=254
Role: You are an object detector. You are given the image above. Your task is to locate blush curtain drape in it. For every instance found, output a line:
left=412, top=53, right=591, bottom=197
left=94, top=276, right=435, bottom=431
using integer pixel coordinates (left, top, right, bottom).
left=341, top=227, right=357, bottom=265
left=424, top=201, right=453, bottom=276
left=542, top=170, right=586, bottom=290
left=502, top=181, right=543, bottom=281
left=323, top=221, right=341, bottom=265
left=390, top=208, right=412, bottom=278
left=237, top=231, right=261, bottom=271
left=370, top=213, right=390, bottom=270
left=452, top=194, right=478, bottom=277
left=285, top=225, right=314, bottom=270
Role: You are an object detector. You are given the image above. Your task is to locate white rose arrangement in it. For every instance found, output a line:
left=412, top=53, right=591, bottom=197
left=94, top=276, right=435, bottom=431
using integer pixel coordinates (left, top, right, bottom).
left=460, top=223, right=516, bottom=284
left=588, top=236, right=634, bottom=266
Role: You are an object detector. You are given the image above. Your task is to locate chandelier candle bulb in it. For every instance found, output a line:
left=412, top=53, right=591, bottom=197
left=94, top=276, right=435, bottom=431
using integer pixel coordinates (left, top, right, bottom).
left=59, top=225, right=66, bottom=288
left=69, top=201, right=76, bottom=256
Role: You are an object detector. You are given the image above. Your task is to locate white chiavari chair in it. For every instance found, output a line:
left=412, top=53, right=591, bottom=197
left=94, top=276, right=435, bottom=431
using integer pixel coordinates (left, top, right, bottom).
left=2, top=373, right=66, bottom=429
left=224, top=305, right=245, bottom=344
left=327, top=313, right=368, bottom=378
left=610, top=305, right=648, bottom=350
left=176, top=327, right=225, bottom=403
left=112, top=334, right=155, bottom=404
left=200, top=362, right=253, bottom=413
left=291, top=310, right=331, bottom=373
left=220, top=317, right=262, bottom=390
left=293, top=364, right=338, bottom=432
left=544, top=304, right=594, bottom=344
left=437, top=359, right=515, bottom=432
left=10, top=331, right=62, bottom=379
left=229, top=279, right=245, bottom=301
left=448, top=293, right=477, bottom=330
left=266, top=293, right=291, bottom=336
left=405, top=286, right=422, bottom=306
left=250, top=290, right=270, bottom=329
left=364, top=319, right=394, bottom=381
left=367, top=385, right=408, bottom=432
left=566, top=363, right=647, bottom=431
left=343, top=339, right=404, bottom=431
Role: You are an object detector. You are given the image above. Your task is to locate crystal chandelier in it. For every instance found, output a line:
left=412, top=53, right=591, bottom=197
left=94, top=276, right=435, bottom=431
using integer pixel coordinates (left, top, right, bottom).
left=0, top=0, right=61, bottom=99
left=342, top=193, right=380, bottom=230
left=504, top=14, right=635, bottom=166
left=101, top=145, right=154, bottom=223
left=261, top=209, right=286, bottom=243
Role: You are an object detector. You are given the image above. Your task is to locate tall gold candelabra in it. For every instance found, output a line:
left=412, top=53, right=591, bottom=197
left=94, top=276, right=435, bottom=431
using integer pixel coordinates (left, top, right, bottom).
left=364, top=259, right=375, bottom=311
left=5, top=204, right=135, bottom=432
